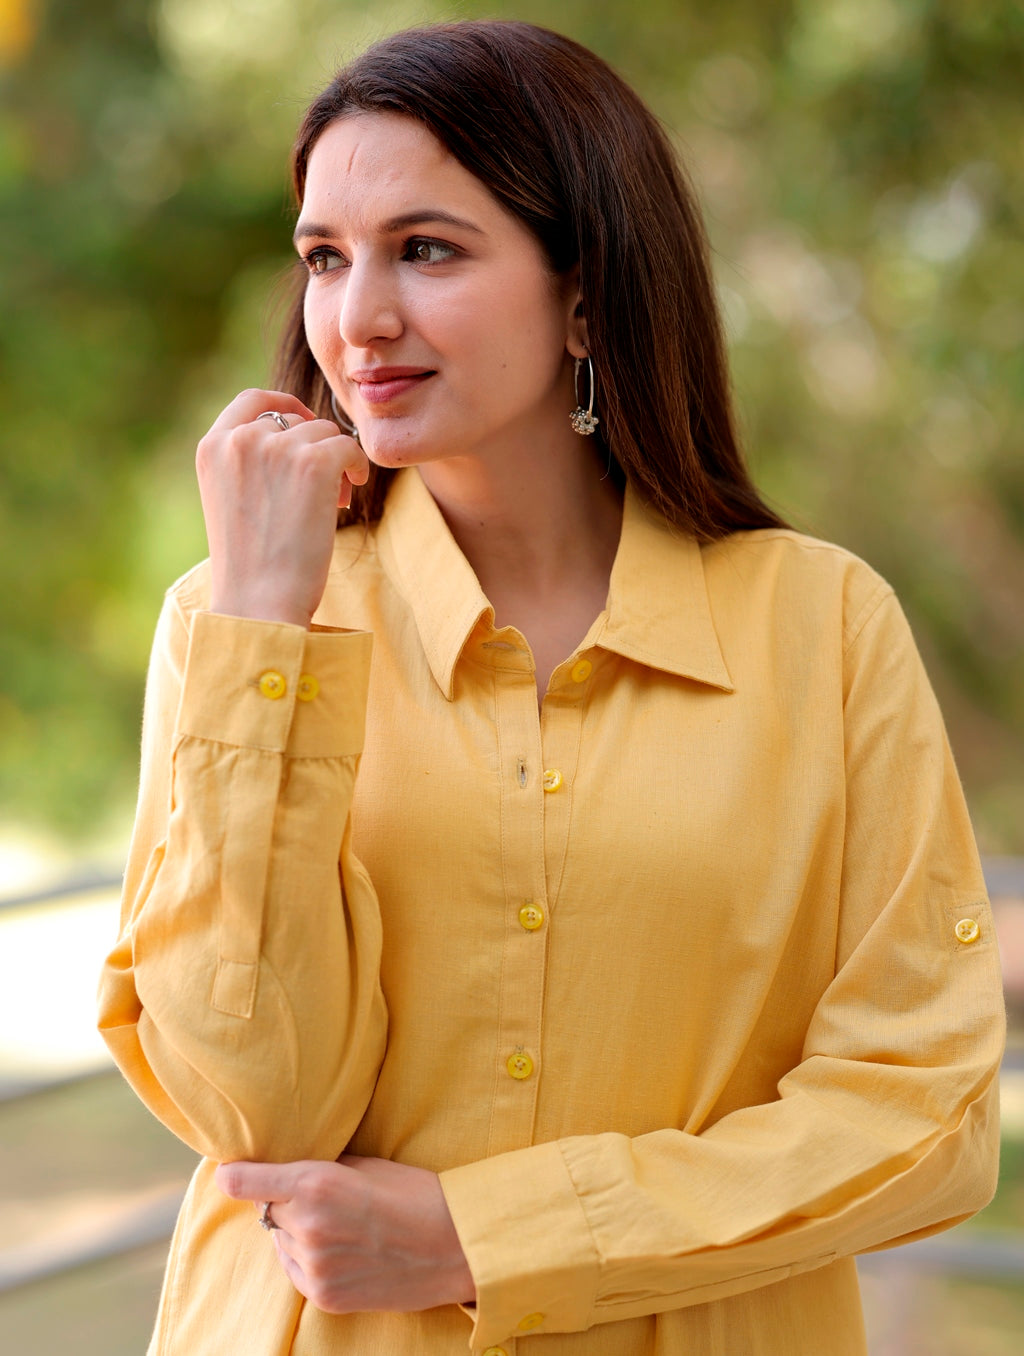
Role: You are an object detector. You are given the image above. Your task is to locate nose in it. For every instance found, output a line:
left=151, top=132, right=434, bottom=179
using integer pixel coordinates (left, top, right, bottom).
left=337, top=256, right=403, bottom=348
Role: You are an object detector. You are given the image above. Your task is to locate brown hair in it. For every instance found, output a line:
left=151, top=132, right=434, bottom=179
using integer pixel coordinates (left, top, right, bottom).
left=274, top=19, right=786, bottom=538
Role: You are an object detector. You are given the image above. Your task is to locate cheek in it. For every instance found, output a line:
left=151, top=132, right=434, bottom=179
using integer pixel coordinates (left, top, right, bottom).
left=402, top=281, right=469, bottom=345
left=439, top=279, right=565, bottom=373
left=495, top=298, right=572, bottom=382
left=504, top=270, right=572, bottom=346
left=302, top=288, right=335, bottom=366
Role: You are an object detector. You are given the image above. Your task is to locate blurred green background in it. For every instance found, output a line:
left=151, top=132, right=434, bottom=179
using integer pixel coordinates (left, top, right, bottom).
left=1, top=0, right=1022, bottom=854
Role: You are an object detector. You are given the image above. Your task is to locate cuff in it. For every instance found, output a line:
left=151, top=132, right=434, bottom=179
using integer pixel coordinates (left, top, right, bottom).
left=439, top=1139, right=599, bottom=1350
left=176, top=611, right=373, bottom=757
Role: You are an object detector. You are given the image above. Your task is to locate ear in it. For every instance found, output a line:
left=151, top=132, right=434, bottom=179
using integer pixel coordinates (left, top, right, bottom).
left=563, top=265, right=589, bottom=358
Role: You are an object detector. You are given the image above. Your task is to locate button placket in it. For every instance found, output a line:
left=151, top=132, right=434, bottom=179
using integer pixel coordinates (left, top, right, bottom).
left=537, top=687, right=585, bottom=919
left=487, top=661, right=549, bottom=1157
left=483, top=629, right=588, bottom=1158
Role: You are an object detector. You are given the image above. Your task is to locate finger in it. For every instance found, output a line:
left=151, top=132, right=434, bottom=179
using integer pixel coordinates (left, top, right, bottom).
left=278, top=423, right=370, bottom=500
left=209, top=389, right=318, bottom=433
left=272, top=1235, right=313, bottom=1299
left=342, top=448, right=370, bottom=485
left=255, top=411, right=295, bottom=433
left=259, top=1198, right=299, bottom=1240
left=266, top=418, right=370, bottom=478
left=215, top=1160, right=300, bottom=1204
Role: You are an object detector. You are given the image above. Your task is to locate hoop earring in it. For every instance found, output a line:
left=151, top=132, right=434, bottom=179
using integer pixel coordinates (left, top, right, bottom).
left=570, top=356, right=599, bottom=436
left=330, top=391, right=360, bottom=443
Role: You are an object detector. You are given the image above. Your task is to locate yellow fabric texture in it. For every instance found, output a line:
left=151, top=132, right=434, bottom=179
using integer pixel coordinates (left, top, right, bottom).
left=98, top=468, right=1005, bottom=1355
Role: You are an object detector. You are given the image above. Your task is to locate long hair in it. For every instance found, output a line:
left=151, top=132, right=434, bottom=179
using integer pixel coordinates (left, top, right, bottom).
left=274, top=19, right=786, bottom=538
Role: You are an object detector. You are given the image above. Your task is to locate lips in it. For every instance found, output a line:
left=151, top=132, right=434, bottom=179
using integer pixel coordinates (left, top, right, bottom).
left=349, top=366, right=436, bottom=405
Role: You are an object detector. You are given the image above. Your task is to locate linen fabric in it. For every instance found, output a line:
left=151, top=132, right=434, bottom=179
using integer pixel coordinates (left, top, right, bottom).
left=98, top=468, right=1005, bottom=1355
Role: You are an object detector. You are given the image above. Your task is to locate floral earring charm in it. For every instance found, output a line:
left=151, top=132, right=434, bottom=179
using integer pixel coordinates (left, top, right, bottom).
left=570, top=356, right=600, bottom=436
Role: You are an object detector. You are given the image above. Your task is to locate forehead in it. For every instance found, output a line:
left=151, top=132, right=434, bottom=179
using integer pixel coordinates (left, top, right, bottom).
left=301, top=113, right=498, bottom=224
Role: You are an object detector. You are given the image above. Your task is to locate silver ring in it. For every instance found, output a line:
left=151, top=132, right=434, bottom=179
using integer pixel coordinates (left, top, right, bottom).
left=257, top=411, right=291, bottom=433
left=258, top=1200, right=279, bottom=1231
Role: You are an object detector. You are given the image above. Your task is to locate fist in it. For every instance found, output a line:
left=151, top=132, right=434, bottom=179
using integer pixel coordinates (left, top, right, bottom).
left=215, top=1155, right=475, bottom=1314
left=196, top=389, right=369, bottom=627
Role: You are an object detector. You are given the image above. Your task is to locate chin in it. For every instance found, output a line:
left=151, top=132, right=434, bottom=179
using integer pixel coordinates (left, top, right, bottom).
left=362, top=428, right=450, bottom=470
left=364, top=445, right=425, bottom=470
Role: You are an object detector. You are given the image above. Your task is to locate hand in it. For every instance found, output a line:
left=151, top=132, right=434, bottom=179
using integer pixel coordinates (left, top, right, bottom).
left=196, top=388, right=370, bottom=627
left=214, top=1155, right=476, bottom=1314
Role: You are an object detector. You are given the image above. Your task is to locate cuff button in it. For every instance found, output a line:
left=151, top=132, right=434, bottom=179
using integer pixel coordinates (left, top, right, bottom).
left=257, top=670, right=287, bottom=700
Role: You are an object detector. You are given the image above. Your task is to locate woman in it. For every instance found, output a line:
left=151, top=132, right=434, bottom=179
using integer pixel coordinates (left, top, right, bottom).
left=99, top=20, right=1005, bottom=1356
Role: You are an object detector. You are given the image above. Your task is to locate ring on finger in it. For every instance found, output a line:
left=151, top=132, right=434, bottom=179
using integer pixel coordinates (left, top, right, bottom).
left=258, top=1200, right=280, bottom=1231
left=257, top=410, right=291, bottom=433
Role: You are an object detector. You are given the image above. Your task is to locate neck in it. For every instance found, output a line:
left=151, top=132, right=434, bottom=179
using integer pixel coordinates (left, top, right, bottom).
left=415, top=440, right=623, bottom=614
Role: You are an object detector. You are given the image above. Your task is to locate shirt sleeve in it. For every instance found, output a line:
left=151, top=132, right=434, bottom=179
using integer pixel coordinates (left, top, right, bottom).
left=439, top=590, right=1006, bottom=1351
left=97, top=588, right=388, bottom=1164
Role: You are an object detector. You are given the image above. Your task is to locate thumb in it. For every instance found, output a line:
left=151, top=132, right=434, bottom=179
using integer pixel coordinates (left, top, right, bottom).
left=215, top=1160, right=298, bottom=1203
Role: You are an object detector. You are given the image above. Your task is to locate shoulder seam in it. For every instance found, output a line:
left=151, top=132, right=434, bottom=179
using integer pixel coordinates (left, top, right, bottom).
left=711, top=528, right=873, bottom=565
left=843, top=580, right=895, bottom=655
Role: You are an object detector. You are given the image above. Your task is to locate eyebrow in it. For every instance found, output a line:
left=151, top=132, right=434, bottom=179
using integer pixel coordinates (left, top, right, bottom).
left=292, top=209, right=485, bottom=246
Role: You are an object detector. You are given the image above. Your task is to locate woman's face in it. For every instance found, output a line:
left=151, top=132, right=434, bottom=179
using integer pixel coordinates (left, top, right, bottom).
left=296, top=113, right=583, bottom=470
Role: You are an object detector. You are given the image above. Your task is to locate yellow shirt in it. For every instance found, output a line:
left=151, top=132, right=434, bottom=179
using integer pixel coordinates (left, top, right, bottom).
left=99, top=468, right=1005, bottom=1356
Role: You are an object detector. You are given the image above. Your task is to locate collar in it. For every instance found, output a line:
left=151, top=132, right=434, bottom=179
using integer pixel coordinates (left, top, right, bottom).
left=376, top=469, right=734, bottom=700
left=376, top=470, right=492, bottom=701
left=597, top=488, right=734, bottom=690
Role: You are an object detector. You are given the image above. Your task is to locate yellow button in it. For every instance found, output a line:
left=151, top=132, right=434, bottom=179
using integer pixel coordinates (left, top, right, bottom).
left=296, top=673, right=320, bottom=702
left=258, top=670, right=287, bottom=700
left=482, top=1349, right=508, bottom=1356
left=542, top=768, right=563, bottom=793
left=955, top=918, right=980, bottom=944
left=506, top=1051, right=534, bottom=1080
left=570, top=658, right=593, bottom=683
left=519, top=903, right=544, bottom=931
left=518, top=1312, right=546, bottom=1332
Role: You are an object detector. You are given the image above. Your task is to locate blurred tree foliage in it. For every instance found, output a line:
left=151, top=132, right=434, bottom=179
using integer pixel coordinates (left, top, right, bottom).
left=1, top=0, right=1022, bottom=849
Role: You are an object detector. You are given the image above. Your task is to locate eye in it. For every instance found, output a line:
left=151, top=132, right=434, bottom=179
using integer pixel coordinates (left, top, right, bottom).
left=404, top=238, right=456, bottom=265
left=302, top=247, right=345, bottom=276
